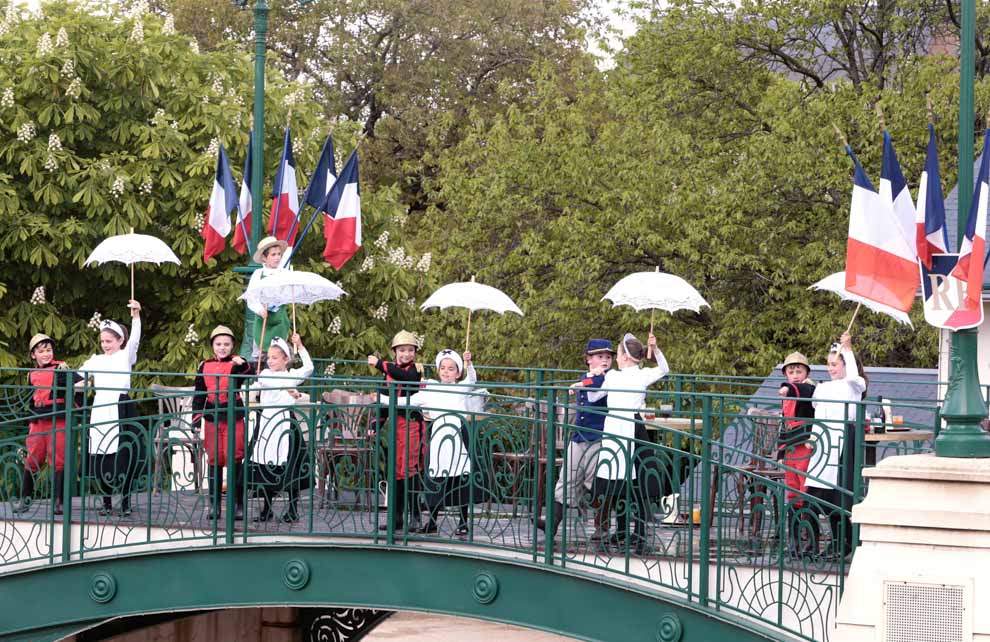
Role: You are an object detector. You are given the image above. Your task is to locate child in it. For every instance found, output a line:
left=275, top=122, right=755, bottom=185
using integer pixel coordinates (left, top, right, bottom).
left=408, top=348, right=478, bottom=536
left=192, top=325, right=252, bottom=521
left=367, top=330, right=424, bottom=531
left=807, top=331, right=866, bottom=559
left=589, top=332, right=669, bottom=554
left=538, top=339, right=615, bottom=540
left=776, top=352, right=816, bottom=554
left=248, top=333, right=313, bottom=523
left=77, top=300, right=142, bottom=517
left=245, top=236, right=291, bottom=356
left=12, top=334, right=78, bottom=515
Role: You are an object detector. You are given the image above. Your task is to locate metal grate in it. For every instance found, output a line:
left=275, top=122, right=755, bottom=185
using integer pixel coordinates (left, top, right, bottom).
left=884, top=581, right=967, bottom=642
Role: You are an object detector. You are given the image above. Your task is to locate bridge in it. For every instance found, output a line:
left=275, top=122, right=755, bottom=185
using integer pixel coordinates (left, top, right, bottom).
left=0, top=363, right=940, bottom=641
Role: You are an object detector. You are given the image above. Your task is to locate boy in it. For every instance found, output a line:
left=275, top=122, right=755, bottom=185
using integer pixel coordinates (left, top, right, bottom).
left=538, top=339, right=615, bottom=540
left=777, top=351, right=816, bottom=555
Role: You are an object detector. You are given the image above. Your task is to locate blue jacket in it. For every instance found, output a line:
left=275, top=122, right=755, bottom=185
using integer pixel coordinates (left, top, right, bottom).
left=572, top=372, right=607, bottom=442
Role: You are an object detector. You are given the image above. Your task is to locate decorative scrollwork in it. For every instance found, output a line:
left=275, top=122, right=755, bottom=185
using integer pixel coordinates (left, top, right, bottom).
left=283, top=558, right=311, bottom=590
left=303, top=608, right=392, bottom=642
left=472, top=570, right=499, bottom=604
left=89, top=571, right=117, bottom=603
left=656, top=614, right=682, bottom=642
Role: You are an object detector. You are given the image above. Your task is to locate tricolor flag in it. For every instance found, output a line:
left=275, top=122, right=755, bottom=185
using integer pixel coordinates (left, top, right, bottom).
left=201, top=143, right=239, bottom=263
left=287, top=134, right=336, bottom=246
left=844, top=146, right=919, bottom=312
left=321, top=150, right=361, bottom=269
left=233, top=131, right=253, bottom=255
left=879, top=131, right=918, bottom=255
left=916, top=123, right=950, bottom=268
left=267, top=127, right=300, bottom=246
left=950, top=128, right=990, bottom=309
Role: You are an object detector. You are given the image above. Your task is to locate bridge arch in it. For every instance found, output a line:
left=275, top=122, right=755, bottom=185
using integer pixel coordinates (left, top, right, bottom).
left=3, top=545, right=786, bottom=642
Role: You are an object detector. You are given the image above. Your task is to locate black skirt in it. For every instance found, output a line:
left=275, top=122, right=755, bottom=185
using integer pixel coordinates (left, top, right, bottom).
left=89, top=395, right=144, bottom=493
left=247, top=427, right=312, bottom=493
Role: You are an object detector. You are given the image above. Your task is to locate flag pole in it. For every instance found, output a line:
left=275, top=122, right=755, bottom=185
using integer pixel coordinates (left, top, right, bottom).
left=845, top=302, right=861, bottom=334
left=291, top=286, right=297, bottom=335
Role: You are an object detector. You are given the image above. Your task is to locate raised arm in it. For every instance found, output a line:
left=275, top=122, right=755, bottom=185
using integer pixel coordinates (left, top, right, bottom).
left=125, top=305, right=141, bottom=366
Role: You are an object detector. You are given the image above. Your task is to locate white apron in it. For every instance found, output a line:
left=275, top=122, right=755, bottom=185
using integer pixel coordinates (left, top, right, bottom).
left=79, top=317, right=141, bottom=455
left=408, top=366, right=478, bottom=479
left=807, top=349, right=866, bottom=490
left=595, top=353, right=669, bottom=481
left=249, top=348, right=313, bottom=466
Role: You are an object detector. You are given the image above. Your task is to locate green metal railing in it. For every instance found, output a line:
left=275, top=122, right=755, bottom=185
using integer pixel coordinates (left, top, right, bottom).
left=0, top=366, right=941, bottom=642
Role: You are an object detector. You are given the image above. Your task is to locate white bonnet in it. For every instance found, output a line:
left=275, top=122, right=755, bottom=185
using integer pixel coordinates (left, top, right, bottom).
left=434, top=348, right=463, bottom=374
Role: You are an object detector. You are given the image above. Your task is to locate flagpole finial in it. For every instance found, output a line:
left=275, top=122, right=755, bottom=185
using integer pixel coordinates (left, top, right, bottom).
left=875, top=103, right=887, bottom=132
left=926, top=94, right=935, bottom=125
left=831, top=123, right=849, bottom=149
left=248, top=112, right=254, bottom=129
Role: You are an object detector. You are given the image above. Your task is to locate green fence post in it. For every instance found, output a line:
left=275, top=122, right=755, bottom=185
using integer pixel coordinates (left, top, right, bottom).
left=544, top=386, right=558, bottom=566
left=386, top=382, right=398, bottom=546
left=224, top=374, right=237, bottom=544
left=60, top=371, right=75, bottom=563
left=698, top=396, right=713, bottom=608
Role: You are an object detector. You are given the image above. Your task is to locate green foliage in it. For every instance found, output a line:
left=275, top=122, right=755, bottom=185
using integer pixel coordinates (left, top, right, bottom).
left=423, top=0, right=967, bottom=376
left=0, top=0, right=431, bottom=376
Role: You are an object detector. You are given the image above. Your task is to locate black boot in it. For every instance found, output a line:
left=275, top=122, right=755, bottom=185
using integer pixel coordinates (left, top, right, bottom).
left=12, top=469, right=34, bottom=514
left=281, top=486, right=299, bottom=523
left=99, top=495, right=112, bottom=517
left=206, top=465, right=220, bottom=520
left=233, top=462, right=244, bottom=521
left=53, top=471, right=64, bottom=516
left=536, top=502, right=564, bottom=538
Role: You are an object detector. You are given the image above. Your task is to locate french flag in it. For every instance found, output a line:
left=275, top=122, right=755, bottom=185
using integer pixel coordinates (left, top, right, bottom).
left=233, top=130, right=253, bottom=255
left=287, top=134, right=336, bottom=245
left=201, top=143, right=239, bottom=263
left=879, top=131, right=918, bottom=254
left=951, top=128, right=989, bottom=308
left=916, top=123, right=950, bottom=268
left=322, top=150, right=361, bottom=269
left=267, top=127, right=300, bottom=246
left=844, top=145, right=919, bottom=312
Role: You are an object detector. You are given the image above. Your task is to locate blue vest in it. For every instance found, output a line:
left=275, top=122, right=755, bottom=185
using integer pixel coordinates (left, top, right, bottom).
left=573, top=373, right=607, bottom=442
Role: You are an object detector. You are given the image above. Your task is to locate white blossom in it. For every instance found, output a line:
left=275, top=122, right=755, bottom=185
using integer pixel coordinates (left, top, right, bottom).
left=359, top=255, right=374, bottom=272
left=372, top=303, right=388, bottom=321
left=87, top=311, right=102, bottom=330
left=60, top=58, right=74, bottom=79
left=323, top=362, right=336, bottom=376
left=162, top=14, right=175, bottom=36
left=129, top=0, right=149, bottom=18
left=55, top=27, right=69, bottom=48
left=413, top=333, right=425, bottom=349
left=387, top=246, right=407, bottom=267
left=140, top=176, right=152, bottom=195
left=5, top=3, right=18, bottom=24
left=184, top=323, right=199, bottom=345
left=327, top=316, right=342, bottom=334
left=188, top=40, right=199, bottom=54
left=210, top=75, right=223, bottom=95
left=110, top=176, right=125, bottom=198
left=170, top=120, right=179, bottom=130
left=129, top=19, right=144, bottom=44
left=66, top=77, right=82, bottom=98
left=373, top=230, right=389, bottom=249
left=36, top=33, right=53, bottom=56
left=44, top=154, right=57, bottom=171
left=284, top=87, right=305, bottom=106
left=206, top=137, right=219, bottom=157
left=16, top=121, right=35, bottom=143
left=47, top=132, right=61, bottom=152
left=1, top=88, right=13, bottom=108
left=30, top=286, right=45, bottom=305
left=415, top=252, right=431, bottom=273
left=193, top=211, right=205, bottom=229
left=151, top=108, right=166, bottom=126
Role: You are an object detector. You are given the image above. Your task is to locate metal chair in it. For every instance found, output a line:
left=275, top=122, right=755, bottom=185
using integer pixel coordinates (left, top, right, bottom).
left=150, top=384, right=203, bottom=493
left=318, top=390, right=376, bottom=509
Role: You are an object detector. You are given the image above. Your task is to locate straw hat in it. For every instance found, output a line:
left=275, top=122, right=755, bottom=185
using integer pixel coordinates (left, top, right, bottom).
left=209, top=325, right=235, bottom=342
left=28, top=333, right=53, bottom=353
left=252, top=236, right=288, bottom=265
left=391, top=330, right=419, bottom=350
left=781, top=352, right=810, bottom=375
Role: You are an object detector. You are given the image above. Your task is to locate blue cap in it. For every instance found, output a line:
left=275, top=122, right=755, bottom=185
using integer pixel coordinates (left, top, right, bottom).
left=585, top=339, right=616, bottom=355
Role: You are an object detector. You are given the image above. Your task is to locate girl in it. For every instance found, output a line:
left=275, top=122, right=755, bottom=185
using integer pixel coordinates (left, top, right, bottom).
left=367, top=330, right=424, bottom=531
left=587, top=332, right=669, bottom=554
left=245, top=236, right=291, bottom=356
left=77, top=300, right=142, bottom=517
left=12, top=334, right=78, bottom=515
left=192, top=325, right=252, bottom=521
left=408, top=349, right=479, bottom=536
left=249, top=333, right=313, bottom=523
left=807, top=331, right=867, bottom=559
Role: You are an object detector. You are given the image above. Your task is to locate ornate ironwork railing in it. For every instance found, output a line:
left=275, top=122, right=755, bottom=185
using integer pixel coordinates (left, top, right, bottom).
left=0, top=367, right=940, bottom=642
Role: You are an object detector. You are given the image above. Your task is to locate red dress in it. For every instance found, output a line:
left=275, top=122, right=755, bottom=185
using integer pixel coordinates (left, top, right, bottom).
left=25, top=362, right=72, bottom=472
left=193, top=357, right=252, bottom=466
left=375, top=359, right=424, bottom=480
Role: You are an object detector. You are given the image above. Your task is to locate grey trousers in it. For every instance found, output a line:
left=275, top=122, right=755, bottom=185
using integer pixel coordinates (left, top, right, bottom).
left=554, top=439, right=602, bottom=507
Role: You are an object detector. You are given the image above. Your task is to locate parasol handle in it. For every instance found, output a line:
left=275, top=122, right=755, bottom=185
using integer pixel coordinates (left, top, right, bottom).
left=256, top=314, right=268, bottom=374
left=845, top=302, right=861, bottom=334
left=129, top=227, right=135, bottom=303
left=647, top=309, right=655, bottom=359
left=291, top=285, right=297, bottom=335
left=465, top=308, right=472, bottom=353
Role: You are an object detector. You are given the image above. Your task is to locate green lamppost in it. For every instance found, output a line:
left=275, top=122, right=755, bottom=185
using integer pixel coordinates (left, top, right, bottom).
left=937, top=0, right=990, bottom=457
left=232, top=0, right=311, bottom=359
